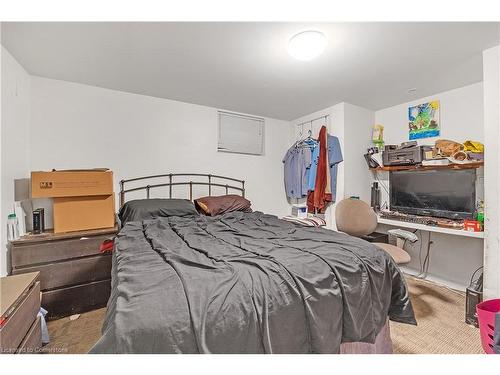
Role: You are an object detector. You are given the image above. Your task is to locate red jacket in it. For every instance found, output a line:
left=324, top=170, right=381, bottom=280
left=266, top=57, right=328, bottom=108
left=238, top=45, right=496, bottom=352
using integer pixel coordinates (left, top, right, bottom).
left=307, top=126, right=332, bottom=213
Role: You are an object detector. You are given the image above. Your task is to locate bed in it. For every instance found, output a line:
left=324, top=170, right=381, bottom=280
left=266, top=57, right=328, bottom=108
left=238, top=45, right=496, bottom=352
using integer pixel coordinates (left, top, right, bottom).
left=90, top=173, right=416, bottom=354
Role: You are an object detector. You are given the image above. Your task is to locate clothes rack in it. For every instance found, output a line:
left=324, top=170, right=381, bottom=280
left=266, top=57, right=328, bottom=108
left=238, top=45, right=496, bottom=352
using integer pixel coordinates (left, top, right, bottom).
left=296, top=115, right=329, bottom=138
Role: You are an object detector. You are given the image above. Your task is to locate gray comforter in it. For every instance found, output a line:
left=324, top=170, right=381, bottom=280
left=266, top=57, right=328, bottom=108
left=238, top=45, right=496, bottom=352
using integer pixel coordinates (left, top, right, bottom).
left=91, top=211, right=415, bottom=354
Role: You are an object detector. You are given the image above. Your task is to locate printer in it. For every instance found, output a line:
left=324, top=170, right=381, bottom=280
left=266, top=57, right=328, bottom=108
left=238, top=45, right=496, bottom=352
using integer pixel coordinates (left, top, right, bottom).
left=382, top=141, right=433, bottom=166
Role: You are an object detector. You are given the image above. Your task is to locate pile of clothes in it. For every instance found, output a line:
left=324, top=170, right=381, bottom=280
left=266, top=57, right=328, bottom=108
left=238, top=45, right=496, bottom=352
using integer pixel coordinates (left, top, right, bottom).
left=283, top=125, right=343, bottom=213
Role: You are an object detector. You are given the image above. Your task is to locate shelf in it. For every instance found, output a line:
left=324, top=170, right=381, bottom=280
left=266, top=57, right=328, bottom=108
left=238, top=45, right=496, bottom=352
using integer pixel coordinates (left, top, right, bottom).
left=370, top=161, right=483, bottom=172
left=377, top=217, right=484, bottom=238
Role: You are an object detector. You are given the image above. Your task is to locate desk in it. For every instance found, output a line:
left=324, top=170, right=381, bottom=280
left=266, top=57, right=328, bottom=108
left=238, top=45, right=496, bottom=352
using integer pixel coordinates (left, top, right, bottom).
left=377, top=217, right=484, bottom=239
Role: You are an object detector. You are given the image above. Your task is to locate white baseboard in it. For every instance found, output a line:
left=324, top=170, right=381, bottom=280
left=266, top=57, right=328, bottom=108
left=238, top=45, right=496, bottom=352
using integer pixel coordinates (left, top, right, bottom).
left=400, top=266, right=468, bottom=292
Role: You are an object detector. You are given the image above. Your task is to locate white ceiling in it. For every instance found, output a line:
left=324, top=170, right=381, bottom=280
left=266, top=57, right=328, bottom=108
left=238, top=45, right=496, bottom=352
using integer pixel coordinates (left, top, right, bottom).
left=2, top=22, right=499, bottom=120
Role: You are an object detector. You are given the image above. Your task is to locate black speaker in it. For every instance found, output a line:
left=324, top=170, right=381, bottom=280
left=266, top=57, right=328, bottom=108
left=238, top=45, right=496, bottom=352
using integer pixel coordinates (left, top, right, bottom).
left=465, top=288, right=482, bottom=327
left=370, top=182, right=380, bottom=211
left=32, top=208, right=45, bottom=234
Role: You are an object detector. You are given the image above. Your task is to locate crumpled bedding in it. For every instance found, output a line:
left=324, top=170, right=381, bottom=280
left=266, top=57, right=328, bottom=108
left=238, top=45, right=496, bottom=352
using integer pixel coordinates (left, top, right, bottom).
left=91, top=211, right=415, bottom=353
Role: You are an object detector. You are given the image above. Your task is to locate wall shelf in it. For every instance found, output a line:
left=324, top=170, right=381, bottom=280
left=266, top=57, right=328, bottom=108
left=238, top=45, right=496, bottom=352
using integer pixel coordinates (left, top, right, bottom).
left=378, top=217, right=484, bottom=239
left=370, top=161, right=483, bottom=172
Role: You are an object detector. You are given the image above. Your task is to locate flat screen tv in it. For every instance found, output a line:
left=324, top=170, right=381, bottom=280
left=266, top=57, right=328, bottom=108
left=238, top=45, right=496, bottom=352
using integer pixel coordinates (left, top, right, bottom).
left=389, top=169, right=476, bottom=220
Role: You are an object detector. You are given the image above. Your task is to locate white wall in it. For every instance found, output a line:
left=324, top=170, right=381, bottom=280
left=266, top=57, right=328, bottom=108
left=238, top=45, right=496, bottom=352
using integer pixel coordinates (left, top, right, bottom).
left=375, top=82, right=484, bottom=146
left=29, top=77, right=291, bottom=219
left=1, top=46, right=31, bottom=276
left=374, top=82, right=485, bottom=289
left=343, top=103, right=374, bottom=203
left=482, top=45, right=500, bottom=299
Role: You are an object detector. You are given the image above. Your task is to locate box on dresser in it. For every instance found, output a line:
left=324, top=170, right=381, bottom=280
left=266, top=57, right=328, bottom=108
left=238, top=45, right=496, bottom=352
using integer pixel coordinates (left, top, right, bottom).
left=7, top=226, right=118, bottom=320
left=53, top=194, right=115, bottom=233
left=30, top=169, right=115, bottom=233
left=0, top=272, right=41, bottom=354
left=31, top=169, right=113, bottom=198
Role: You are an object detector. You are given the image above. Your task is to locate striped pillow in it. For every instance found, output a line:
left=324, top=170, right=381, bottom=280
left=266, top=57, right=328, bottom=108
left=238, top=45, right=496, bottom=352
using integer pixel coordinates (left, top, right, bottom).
left=281, top=215, right=326, bottom=227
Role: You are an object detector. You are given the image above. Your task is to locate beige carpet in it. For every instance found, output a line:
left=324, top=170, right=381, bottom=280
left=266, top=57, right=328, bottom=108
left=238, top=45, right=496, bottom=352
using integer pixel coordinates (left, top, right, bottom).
left=390, top=276, right=482, bottom=354
left=45, top=275, right=484, bottom=354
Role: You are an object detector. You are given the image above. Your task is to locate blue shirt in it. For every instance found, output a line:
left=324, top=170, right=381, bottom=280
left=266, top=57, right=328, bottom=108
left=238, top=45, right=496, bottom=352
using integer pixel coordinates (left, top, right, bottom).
left=283, top=146, right=312, bottom=199
left=327, top=135, right=343, bottom=203
left=305, top=140, right=320, bottom=191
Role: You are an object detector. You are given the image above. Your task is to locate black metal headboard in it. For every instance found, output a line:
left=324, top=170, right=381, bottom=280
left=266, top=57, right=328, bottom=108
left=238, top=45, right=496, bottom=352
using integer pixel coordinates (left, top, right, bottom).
left=119, top=173, right=245, bottom=207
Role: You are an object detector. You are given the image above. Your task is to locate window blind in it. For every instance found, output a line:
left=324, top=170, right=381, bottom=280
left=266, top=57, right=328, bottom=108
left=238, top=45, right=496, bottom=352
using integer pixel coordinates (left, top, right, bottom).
left=218, top=111, right=264, bottom=155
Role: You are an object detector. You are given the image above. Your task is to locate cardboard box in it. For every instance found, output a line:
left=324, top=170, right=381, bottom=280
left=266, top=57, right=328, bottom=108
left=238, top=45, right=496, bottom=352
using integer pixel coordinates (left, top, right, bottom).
left=53, top=194, right=115, bottom=233
left=31, top=170, right=113, bottom=198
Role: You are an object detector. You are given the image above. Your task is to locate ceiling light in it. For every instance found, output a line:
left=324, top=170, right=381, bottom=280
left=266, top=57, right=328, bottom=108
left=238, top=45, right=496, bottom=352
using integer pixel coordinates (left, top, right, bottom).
left=288, top=31, right=327, bottom=61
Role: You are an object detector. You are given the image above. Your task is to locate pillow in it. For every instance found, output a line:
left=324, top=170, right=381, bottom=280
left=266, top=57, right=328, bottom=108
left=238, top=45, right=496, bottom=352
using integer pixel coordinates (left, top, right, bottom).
left=119, top=198, right=198, bottom=225
left=194, top=194, right=252, bottom=216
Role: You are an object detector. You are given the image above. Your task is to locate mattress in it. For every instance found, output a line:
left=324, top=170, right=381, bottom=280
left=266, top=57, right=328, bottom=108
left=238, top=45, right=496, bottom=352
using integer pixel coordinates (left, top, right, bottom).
left=91, top=211, right=415, bottom=353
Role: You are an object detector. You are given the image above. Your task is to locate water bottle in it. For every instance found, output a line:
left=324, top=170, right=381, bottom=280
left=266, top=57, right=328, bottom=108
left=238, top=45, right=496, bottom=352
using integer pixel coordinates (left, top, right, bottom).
left=7, top=213, right=20, bottom=241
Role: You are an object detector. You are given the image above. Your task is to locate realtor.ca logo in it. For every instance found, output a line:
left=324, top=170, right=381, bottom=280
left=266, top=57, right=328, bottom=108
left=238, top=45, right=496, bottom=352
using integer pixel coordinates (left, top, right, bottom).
left=40, top=182, right=53, bottom=189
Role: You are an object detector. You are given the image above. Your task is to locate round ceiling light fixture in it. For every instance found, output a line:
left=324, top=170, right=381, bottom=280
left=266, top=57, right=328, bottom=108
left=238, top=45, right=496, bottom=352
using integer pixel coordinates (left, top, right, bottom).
left=288, top=30, right=327, bottom=61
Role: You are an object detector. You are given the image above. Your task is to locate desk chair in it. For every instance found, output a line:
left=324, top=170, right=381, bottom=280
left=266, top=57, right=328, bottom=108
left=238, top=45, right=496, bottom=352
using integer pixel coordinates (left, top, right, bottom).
left=335, top=198, right=412, bottom=265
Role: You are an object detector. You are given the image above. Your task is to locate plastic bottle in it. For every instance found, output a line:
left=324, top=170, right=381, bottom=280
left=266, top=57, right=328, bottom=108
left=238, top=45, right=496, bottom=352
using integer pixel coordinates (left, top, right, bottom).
left=476, top=200, right=484, bottom=230
left=7, top=213, right=20, bottom=241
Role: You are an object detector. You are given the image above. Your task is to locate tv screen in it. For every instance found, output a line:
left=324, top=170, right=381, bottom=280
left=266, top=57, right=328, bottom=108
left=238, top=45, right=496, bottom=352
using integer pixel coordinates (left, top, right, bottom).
left=389, top=169, right=476, bottom=220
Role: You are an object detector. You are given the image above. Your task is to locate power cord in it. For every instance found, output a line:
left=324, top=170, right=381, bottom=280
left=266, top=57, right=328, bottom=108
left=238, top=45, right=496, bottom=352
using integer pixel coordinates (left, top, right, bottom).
left=416, top=231, right=433, bottom=279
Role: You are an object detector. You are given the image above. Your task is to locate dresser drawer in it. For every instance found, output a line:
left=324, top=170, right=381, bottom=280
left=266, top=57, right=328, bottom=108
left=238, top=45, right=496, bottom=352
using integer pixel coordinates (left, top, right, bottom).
left=0, top=281, right=40, bottom=352
left=10, top=234, right=112, bottom=269
left=42, top=279, right=111, bottom=319
left=12, top=254, right=112, bottom=290
left=17, top=316, right=42, bottom=354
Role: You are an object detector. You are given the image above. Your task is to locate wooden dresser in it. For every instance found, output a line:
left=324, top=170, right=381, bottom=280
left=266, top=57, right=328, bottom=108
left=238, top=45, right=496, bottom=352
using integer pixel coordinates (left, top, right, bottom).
left=7, top=226, right=117, bottom=320
left=0, top=272, right=41, bottom=354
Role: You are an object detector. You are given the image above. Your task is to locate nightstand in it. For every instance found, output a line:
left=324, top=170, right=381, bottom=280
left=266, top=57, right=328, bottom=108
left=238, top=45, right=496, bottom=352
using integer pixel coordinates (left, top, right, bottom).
left=0, top=272, right=41, bottom=354
left=7, top=226, right=117, bottom=320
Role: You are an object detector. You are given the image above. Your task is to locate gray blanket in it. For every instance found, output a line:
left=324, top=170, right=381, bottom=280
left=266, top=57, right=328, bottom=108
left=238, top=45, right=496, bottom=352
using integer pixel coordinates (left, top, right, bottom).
left=91, top=211, right=415, bottom=353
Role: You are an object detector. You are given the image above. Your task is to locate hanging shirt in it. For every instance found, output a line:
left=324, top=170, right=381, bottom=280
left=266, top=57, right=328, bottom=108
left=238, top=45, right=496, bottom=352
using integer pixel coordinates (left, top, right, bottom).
left=307, top=126, right=332, bottom=212
left=327, top=135, right=343, bottom=203
left=324, top=137, right=332, bottom=195
left=283, top=145, right=312, bottom=199
left=304, top=139, right=320, bottom=191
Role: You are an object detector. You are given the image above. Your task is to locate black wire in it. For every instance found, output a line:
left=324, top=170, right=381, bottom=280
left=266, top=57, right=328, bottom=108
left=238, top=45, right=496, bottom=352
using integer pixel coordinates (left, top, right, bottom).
left=421, top=232, right=433, bottom=277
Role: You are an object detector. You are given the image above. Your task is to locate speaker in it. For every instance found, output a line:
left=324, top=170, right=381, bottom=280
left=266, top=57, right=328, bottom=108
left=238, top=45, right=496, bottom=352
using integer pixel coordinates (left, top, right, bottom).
left=465, top=287, right=482, bottom=327
left=370, top=182, right=380, bottom=211
left=32, top=208, right=45, bottom=234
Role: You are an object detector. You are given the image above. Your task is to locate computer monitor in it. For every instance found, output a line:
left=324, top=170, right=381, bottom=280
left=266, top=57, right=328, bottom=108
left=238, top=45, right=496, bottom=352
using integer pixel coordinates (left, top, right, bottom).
left=389, top=169, right=476, bottom=220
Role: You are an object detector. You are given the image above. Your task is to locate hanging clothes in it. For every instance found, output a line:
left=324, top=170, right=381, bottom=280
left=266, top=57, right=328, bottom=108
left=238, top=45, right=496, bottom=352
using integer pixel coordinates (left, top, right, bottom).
left=307, top=126, right=332, bottom=212
left=327, top=135, right=343, bottom=203
left=282, top=144, right=312, bottom=199
left=324, top=138, right=332, bottom=195
left=304, top=138, right=320, bottom=191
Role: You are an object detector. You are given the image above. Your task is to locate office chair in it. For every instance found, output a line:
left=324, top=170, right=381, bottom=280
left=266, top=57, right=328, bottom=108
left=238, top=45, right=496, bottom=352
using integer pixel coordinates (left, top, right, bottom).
left=335, top=198, right=412, bottom=264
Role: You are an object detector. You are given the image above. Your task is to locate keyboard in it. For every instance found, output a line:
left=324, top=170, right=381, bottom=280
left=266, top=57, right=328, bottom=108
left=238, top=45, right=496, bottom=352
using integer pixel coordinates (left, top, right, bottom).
left=378, top=210, right=462, bottom=228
